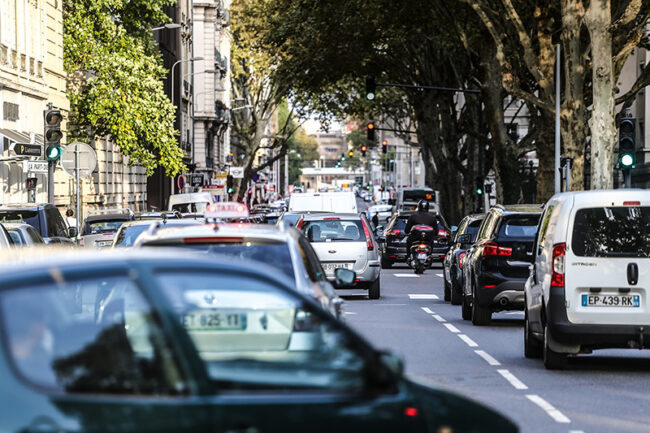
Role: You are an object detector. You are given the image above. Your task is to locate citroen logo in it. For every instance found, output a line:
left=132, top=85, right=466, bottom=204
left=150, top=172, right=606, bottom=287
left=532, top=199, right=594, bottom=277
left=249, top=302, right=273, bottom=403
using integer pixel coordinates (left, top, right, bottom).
left=203, top=293, right=217, bottom=304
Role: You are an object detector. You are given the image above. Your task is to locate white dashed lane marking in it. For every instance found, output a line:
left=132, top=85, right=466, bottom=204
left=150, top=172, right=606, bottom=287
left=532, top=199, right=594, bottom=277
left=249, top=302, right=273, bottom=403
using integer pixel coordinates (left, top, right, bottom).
left=474, top=350, right=501, bottom=366
left=435, top=273, right=444, bottom=277
left=408, top=294, right=439, bottom=299
left=395, top=274, right=419, bottom=278
left=457, top=334, right=479, bottom=347
left=421, top=307, right=434, bottom=314
left=526, top=395, right=571, bottom=423
left=443, top=323, right=461, bottom=333
left=432, top=314, right=446, bottom=322
left=497, top=369, right=528, bottom=390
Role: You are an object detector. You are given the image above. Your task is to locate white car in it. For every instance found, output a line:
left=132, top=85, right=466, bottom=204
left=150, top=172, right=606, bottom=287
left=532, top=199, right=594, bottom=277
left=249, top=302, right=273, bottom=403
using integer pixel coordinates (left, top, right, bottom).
left=524, top=189, right=650, bottom=369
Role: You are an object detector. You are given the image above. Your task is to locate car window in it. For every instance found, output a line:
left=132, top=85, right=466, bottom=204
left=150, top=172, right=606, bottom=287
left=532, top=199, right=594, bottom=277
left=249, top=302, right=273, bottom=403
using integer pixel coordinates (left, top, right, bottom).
left=571, top=206, right=650, bottom=258
left=156, top=271, right=365, bottom=392
left=0, top=276, right=186, bottom=394
left=114, top=225, right=150, bottom=247
left=497, top=215, right=540, bottom=239
left=0, top=210, right=40, bottom=233
left=298, top=236, right=327, bottom=282
left=536, top=205, right=555, bottom=249
left=465, top=219, right=483, bottom=242
left=83, top=220, right=127, bottom=235
left=477, top=212, right=497, bottom=240
left=25, top=227, right=43, bottom=244
left=45, top=208, right=69, bottom=238
left=171, top=202, right=209, bottom=214
left=303, top=219, right=365, bottom=243
left=7, top=230, right=24, bottom=245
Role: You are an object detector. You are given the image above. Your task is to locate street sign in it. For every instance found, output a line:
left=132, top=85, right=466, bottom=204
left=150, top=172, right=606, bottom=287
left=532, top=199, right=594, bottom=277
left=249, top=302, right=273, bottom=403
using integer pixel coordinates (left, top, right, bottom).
left=230, top=167, right=244, bottom=179
left=61, top=142, right=97, bottom=178
left=11, top=143, right=42, bottom=157
left=23, top=161, right=48, bottom=173
left=252, top=173, right=260, bottom=182
left=212, top=172, right=228, bottom=186
left=177, top=175, right=185, bottom=190
left=190, top=174, right=204, bottom=187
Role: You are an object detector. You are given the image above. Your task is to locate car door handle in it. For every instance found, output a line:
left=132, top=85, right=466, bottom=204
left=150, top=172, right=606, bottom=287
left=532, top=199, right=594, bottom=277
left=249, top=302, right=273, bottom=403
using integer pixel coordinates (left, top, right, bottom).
left=628, top=263, right=639, bottom=286
left=329, top=250, right=337, bottom=254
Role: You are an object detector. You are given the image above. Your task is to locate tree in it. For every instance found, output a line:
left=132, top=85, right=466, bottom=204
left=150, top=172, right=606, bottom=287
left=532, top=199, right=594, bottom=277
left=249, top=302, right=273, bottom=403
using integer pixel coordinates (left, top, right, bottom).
left=63, top=0, right=184, bottom=176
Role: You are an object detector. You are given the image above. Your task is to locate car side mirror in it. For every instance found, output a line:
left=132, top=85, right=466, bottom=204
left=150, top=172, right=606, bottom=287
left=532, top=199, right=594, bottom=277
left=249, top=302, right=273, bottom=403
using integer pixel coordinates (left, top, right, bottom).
left=457, top=233, right=472, bottom=245
left=334, top=268, right=356, bottom=287
left=68, top=227, right=78, bottom=238
left=370, top=350, right=405, bottom=388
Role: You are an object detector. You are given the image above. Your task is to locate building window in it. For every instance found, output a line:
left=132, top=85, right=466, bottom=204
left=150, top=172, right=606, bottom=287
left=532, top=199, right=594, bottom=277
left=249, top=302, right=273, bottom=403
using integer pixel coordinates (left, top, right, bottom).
left=3, top=102, right=19, bottom=121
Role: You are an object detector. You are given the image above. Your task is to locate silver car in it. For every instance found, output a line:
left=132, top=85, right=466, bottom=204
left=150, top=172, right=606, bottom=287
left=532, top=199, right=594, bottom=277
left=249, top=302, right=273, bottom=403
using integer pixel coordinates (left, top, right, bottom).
left=3, top=223, right=45, bottom=246
left=79, top=208, right=134, bottom=248
left=300, top=213, right=381, bottom=299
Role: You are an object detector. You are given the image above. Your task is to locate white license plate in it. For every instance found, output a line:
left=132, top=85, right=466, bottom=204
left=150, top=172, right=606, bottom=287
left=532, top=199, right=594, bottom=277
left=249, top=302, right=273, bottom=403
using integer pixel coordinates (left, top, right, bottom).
left=96, top=240, right=112, bottom=247
left=183, top=310, right=247, bottom=330
left=324, top=263, right=351, bottom=271
left=581, top=294, right=640, bottom=308
left=417, top=253, right=427, bottom=260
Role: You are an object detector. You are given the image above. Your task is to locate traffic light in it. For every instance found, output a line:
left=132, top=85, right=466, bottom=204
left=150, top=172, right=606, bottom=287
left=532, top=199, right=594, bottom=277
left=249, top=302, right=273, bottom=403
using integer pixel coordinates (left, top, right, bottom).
left=618, top=117, right=636, bottom=169
left=367, top=122, right=375, bottom=142
left=226, top=174, right=234, bottom=194
left=382, top=139, right=387, bottom=154
left=365, top=76, right=376, bottom=101
left=44, top=108, right=63, bottom=161
left=348, top=150, right=354, bottom=158
left=361, top=145, right=367, bottom=156
left=475, top=177, right=483, bottom=195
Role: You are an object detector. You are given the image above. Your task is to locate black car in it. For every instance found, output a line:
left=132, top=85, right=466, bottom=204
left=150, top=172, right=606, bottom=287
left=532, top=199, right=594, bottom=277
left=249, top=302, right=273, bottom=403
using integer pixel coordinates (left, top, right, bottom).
left=0, top=203, right=75, bottom=244
left=380, top=211, right=450, bottom=268
left=443, top=213, right=485, bottom=306
left=461, top=205, right=542, bottom=325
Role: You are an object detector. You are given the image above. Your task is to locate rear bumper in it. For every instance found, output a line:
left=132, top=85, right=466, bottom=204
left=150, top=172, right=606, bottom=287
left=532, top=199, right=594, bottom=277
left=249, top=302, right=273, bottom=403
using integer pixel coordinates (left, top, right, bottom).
left=326, top=260, right=380, bottom=284
left=475, top=274, right=526, bottom=310
left=547, top=287, right=650, bottom=349
left=384, top=244, right=407, bottom=262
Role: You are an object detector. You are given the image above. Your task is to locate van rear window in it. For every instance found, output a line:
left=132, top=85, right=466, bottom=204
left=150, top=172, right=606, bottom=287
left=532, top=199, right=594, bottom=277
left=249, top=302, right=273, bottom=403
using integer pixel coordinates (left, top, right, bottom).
left=572, top=207, right=650, bottom=258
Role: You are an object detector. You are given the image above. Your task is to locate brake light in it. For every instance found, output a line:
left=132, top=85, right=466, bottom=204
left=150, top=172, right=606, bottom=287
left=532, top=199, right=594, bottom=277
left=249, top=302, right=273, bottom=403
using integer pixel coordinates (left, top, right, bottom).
left=483, top=242, right=512, bottom=256
left=498, top=246, right=512, bottom=256
left=183, top=237, right=244, bottom=243
left=324, top=217, right=340, bottom=220
left=296, top=218, right=304, bottom=230
left=404, top=407, right=419, bottom=417
left=438, top=229, right=449, bottom=237
left=361, top=219, right=374, bottom=251
left=389, top=229, right=401, bottom=236
left=458, top=251, right=466, bottom=269
left=551, top=243, right=566, bottom=287
left=623, top=201, right=641, bottom=206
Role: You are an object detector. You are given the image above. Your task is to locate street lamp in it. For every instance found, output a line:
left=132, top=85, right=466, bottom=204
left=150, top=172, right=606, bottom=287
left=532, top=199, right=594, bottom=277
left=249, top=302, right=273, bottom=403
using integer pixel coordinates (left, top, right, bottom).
left=152, top=23, right=182, bottom=32
left=170, top=57, right=205, bottom=107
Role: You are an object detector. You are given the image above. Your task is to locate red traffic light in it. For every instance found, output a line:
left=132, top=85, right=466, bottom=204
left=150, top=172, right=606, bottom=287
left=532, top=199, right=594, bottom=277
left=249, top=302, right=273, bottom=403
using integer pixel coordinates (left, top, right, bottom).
left=382, top=139, right=387, bottom=146
left=361, top=145, right=367, bottom=152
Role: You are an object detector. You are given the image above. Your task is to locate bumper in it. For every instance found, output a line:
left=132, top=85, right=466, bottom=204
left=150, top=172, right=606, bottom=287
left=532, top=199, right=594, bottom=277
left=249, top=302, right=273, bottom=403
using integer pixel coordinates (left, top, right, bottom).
left=384, top=244, right=407, bottom=262
left=326, top=260, right=380, bottom=284
left=431, top=246, right=449, bottom=261
left=475, top=275, right=526, bottom=310
left=547, top=287, right=650, bottom=349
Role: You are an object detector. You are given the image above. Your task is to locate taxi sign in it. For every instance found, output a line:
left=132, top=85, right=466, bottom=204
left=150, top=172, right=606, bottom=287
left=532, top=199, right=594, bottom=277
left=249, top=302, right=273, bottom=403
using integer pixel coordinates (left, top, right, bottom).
left=205, top=202, right=249, bottom=219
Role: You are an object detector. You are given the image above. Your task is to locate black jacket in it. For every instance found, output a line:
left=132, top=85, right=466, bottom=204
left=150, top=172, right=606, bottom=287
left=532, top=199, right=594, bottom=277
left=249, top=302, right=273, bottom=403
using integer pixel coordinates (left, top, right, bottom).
left=405, top=211, right=438, bottom=234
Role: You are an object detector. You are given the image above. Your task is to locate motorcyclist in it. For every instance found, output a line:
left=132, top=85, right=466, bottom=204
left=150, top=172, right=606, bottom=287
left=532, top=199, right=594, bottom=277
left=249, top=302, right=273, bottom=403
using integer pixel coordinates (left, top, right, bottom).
left=405, top=200, right=438, bottom=258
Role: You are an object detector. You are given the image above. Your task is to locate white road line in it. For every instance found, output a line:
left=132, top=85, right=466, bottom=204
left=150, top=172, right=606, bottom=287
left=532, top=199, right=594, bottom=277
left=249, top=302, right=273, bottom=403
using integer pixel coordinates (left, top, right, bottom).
left=432, top=314, right=446, bottom=322
left=497, top=369, right=528, bottom=390
left=569, top=431, right=584, bottom=433
left=408, top=294, right=439, bottom=299
left=435, top=273, right=444, bottom=277
left=344, top=312, right=357, bottom=315
left=526, top=395, right=571, bottom=423
left=377, top=304, right=407, bottom=306
left=457, top=334, right=478, bottom=347
left=474, top=350, right=501, bottom=366
left=443, top=323, right=461, bottom=333
left=395, top=274, right=420, bottom=278
left=421, top=307, right=435, bottom=314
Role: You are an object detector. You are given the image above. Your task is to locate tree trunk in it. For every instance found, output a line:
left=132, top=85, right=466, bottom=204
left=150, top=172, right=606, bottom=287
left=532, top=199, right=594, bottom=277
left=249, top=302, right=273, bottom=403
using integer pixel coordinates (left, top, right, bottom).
left=586, top=0, right=616, bottom=189
left=536, top=111, right=557, bottom=202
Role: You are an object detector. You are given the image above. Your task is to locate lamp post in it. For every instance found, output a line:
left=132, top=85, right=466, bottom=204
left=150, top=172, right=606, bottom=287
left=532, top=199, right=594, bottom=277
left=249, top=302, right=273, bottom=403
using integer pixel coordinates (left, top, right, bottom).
left=171, top=57, right=204, bottom=107
left=152, top=23, right=182, bottom=32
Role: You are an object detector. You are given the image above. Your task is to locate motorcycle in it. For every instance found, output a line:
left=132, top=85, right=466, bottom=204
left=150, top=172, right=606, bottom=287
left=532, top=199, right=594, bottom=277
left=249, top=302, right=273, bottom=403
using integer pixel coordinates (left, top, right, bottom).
left=407, top=225, right=435, bottom=274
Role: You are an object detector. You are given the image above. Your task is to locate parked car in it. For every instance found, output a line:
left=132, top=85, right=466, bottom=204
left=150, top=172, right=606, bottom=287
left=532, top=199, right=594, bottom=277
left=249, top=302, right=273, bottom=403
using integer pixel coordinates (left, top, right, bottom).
left=443, top=214, right=485, bottom=306
left=380, top=211, right=450, bottom=268
left=112, top=218, right=202, bottom=248
left=0, top=203, right=75, bottom=244
left=462, top=204, right=542, bottom=325
left=524, top=190, right=650, bottom=370
left=300, top=213, right=381, bottom=299
left=79, top=208, right=134, bottom=248
left=3, top=223, right=45, bottom=246
left=0, top=248, right=517, bottom=433
left=168, top=191, right=216, bottom=215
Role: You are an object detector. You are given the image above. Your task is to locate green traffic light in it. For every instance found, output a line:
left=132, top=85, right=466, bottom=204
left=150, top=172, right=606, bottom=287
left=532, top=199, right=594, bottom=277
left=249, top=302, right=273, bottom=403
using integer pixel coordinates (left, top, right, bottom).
left=476, top=188, right=483, bottom=195
left=227, top=187, right=235, bottom=194
left=46, top=145, right=63, bottom=161
left=620, top=153, right=634, bottom=168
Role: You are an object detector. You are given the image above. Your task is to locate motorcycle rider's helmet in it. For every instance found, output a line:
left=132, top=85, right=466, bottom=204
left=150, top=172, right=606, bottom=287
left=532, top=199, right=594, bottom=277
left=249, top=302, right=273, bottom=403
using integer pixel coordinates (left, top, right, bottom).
left=417, top=200, right=430, bottom=212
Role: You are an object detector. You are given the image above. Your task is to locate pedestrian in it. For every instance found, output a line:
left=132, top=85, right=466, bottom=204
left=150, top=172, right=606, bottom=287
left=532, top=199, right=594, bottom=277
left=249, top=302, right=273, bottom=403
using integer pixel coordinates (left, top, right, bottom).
left=65, top=209, right=77, bottom=228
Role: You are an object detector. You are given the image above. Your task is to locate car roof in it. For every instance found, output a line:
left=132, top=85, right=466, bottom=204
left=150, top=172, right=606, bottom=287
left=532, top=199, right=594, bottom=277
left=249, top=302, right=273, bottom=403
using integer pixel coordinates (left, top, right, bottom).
left=2, top=223, right=33, bottom=230
left=552, top=188, right=650, bottom=206
left=301, top=212, right=362, bottom=221
left=137, top=222, right=297, bottom=244
left=84, top=214, right=133, bottom=222
left=492, top=204, right=544, bottom=214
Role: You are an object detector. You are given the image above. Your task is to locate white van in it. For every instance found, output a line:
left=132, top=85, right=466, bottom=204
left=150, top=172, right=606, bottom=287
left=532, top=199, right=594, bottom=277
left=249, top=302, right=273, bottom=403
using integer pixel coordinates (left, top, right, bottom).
left=168, top=192, right=216, bottom=215
left=524, top=189, right=650, bottom=369
left=288, top=192, right=357, bottom=213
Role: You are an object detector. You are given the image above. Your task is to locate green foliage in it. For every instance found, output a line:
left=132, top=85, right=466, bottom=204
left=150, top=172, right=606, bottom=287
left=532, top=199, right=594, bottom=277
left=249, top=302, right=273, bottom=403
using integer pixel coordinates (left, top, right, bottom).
left=64, top=0, right=184, bottom=176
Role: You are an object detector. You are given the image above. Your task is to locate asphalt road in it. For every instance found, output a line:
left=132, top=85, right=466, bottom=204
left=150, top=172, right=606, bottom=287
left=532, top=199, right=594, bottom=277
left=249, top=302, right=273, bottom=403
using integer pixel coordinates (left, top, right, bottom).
left=352, top=199, right=650, bottom=433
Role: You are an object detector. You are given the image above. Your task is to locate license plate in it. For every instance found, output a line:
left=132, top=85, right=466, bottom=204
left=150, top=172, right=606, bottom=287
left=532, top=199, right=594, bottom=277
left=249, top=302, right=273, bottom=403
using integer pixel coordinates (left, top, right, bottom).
left=183, top=310, right=247, bottom=330
left=581, top=294, right=640, bottom=308
left=96, top=240, right=112, bottom=247
left=324, top=263, right=351, bottom=271
left=417, top=253, right=427, bottom=260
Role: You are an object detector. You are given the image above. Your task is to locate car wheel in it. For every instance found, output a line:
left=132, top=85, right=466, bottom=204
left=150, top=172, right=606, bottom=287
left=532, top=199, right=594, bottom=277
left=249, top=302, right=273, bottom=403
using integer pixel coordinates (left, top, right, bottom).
left=443, top=279, right=451, bottom=302
left=543, top=325, right=567, bottom=370
left=461, top=294, right=472, bottom=320
left=381, top=256, right=393, bottom=269
left=524, top=308, right=543, bottom=359
left=368, top=277, right=381, bottom=299
left=471, top=289, right=491, bottom=326
left=450, top=280, right=462, bottom=305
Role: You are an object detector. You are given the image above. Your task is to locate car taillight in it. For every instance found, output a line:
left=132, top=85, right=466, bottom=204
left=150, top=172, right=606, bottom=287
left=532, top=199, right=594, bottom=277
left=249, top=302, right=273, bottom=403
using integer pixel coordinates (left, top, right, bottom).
left=296, top=218, right=303, bottom=230
left=361, top=219, right=374, bottom=251
left=551, top=243, right=566, bottom=287
left=438, top=229, right=449, bottom=237
left=183, top=237, right=244, bottom=243
left=623, top=201, right=641, bottom=206
left=458, top=251, right=466, bottom=269
left=483, top=242, right=512, bottom=257
left=388, top=229, right=401, bottom=236
left=418, top=243, right=428, bottom=249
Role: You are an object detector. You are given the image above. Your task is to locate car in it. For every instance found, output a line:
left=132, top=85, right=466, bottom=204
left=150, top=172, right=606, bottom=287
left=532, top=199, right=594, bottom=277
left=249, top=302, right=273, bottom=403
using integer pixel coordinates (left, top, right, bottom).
left=3, top=222, right=45, bottom=246
left=134, top=210, right=182, bottom=220
left=168, top=191, right=215, bottom=214
left=300, top=213, right=381, bottom=299
left=276, top=211, right=305, bottom=227
left=394, top=187, right=440, bottom=214
left=366, top=204, right=393, bottom=225
left=524, top=190, right=650, bottom=370
left=462, top=204, right=542, bottom=326
left=0, top=247, right=517, bottom=433
left=0, top=223, right=13, bottom=248
left=111, top=218, right=202, bottom=247
left=134, top=222, right=345, bottom=318
left=443, top=214, right=485, bottom=307
left=289, top=192, right=358, bottom=213
left=79, top=208, right=135, bottom=248
left=0, top=203, right=75, bottom=244
left=380, top=211, right=451, bottom=269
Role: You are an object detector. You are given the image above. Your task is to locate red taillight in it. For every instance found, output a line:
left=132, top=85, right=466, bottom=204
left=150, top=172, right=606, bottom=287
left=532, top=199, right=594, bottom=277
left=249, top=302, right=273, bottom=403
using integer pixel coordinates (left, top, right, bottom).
left=361, top=219, right=374, bottom=251
left=404, top=407, right=419, bottom=417
left=438, top=229, right=449, bottom=237
left=183, top=237, right=244, bottom=243
left=498, top=246, right=512, bottom=256
left=551, top=243, right=566, bottom=287
left=483, top=284, right=497, bottom=288
left=458, top=251, right=466, bottom=269
left=389, top=229, right=401, bottom=236
left=418, top=243, right=428, bottom=249
left=296, top=218, right=304, bottom=230
left=324, top=217, right=340, bottom=220
left=623, top=201, right=641, bottom=206
left=483, top=242, right=512, bottom=257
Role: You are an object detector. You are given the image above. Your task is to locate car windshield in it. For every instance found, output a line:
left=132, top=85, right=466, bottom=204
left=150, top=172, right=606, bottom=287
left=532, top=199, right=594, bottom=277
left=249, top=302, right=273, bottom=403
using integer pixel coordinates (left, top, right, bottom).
left=155, top=271, right=364, bottom=391
left=0, top=210, right=40, bottom=233
left=302, top=219, right=366, bottom=242
left=497, top=215, right=540, bottom=239
left=84, top=220, right=127, bottom=235
left=278, top=214, right=301, bottom=226
left=572, top=206, right=650, bottom=258
left=114, top=224, right=151, bottom=247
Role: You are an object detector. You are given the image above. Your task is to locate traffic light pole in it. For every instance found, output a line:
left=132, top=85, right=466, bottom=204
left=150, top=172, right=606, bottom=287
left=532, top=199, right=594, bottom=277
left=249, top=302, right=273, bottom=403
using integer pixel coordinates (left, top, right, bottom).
left=47, top=161, right=55, bottom=204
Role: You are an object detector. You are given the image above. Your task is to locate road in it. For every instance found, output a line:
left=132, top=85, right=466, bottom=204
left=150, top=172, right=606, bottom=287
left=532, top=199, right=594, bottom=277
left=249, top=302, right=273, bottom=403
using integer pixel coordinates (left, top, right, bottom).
left=351, top=199, right=650, bottom=433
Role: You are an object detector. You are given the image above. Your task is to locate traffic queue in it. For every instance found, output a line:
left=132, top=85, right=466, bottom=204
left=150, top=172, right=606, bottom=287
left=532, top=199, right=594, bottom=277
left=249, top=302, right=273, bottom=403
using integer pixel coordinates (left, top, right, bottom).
left=0, top=191, right=518, bottom=433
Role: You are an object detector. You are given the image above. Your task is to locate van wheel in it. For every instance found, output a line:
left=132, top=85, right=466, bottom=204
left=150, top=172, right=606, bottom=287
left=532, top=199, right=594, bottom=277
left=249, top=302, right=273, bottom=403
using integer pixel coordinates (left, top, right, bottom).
left=524, top=308, right=543, bottom=359
left=368, top=278, right=381, bottom=299
left=543, top=325, right=567, bottom=370
left=461, top=294, right=472, bottom=320
left=471, top=291, right=491, bottom=326
left=443, top=279, right=451, bottom=302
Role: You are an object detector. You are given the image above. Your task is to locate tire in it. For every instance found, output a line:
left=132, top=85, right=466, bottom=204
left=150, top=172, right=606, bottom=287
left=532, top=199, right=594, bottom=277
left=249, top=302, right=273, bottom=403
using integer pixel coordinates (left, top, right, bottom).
left=381, top=256, right=393, bottom=269
left=450, top=280, right=462, bottom=305
left=443, top=279, right=451, bottom=302
left=415, top=263, right=425, bottom=274
left=524, top=308, right=543, bottom=359
left=471, top=289, right=491, bottom=326
left=543, top=325, right=567, bottom=370
left=461, top=294, right=472, bottom=320
left=368, top=277, right=381, bottom=299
